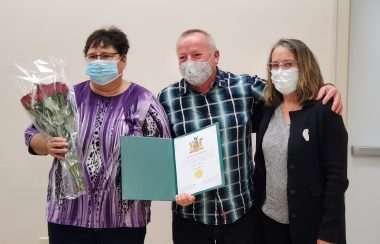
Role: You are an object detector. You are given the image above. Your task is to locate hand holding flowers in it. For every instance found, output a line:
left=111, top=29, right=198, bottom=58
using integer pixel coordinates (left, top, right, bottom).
left=17, top=59, right=86, bottom=199
left=46, top=137, right=68, bottom=160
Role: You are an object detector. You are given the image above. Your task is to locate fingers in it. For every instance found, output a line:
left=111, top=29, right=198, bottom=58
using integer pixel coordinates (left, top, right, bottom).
left=317, top=84, right=343, bottom=115
left=47, top=137, right=68, bottom=160
left=317, top=239, right=333, bottom=244
left=330, top=92, right=343, bottom=114
left=332, top=102, right=343, bottom=115
left=175, top=193, right=195, bottom=206
left=318, top=84, right=337, bottom=105
left=326, top=87, right=342, bottom=114
left=321, top=90, right=334, bottom=105
left=337, top=104, right=343, bottom=115
left=316, top=85, right=327, bottom=101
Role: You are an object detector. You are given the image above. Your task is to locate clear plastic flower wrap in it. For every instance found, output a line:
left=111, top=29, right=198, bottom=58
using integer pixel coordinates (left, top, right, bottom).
left=16, top=58, right=86, bottom=199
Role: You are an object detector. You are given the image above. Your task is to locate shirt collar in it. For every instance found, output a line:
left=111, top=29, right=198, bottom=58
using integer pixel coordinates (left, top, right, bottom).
left=179, top=67, right=227, bottom=95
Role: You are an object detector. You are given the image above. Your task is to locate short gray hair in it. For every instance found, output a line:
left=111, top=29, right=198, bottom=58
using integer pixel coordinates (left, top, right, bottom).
left=178, top=29, right=217, bottom=52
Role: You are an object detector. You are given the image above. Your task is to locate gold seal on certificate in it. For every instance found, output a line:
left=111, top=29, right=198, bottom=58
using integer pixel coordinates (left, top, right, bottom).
left=194, top=169, right=204, bottom=179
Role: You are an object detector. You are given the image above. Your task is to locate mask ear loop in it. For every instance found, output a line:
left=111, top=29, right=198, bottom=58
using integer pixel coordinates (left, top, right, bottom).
left=113, top=55, right=122, bottom=63
left=117, top=54, right=127, bottom=69
left=116, top=55, right=126, bottom=79
left=207, top=52, right=215, bottom=64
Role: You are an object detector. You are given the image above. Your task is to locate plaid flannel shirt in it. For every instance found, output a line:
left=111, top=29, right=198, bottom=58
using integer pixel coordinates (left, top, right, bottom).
left=158, top=68, right=265, bottom=225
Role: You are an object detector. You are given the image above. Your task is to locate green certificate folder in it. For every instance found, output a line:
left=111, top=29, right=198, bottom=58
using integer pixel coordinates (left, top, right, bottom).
left=121, top=123, right=224, bottom=201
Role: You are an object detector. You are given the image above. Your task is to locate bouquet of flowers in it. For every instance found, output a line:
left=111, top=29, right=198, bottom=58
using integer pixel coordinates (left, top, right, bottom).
left=16, top=58, right=86, bottom=199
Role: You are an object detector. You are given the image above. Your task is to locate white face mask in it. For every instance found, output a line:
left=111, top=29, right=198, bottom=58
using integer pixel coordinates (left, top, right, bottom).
left=179, top=54, right=213, bottom=86
left=271, top=68, right=299, bottom=95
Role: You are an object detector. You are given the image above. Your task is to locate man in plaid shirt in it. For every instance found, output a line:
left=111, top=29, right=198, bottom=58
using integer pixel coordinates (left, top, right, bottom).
left=158, top=29, right=342, bottom=244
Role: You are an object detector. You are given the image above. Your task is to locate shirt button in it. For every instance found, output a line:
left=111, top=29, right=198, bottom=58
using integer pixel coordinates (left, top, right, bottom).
left=289, top=164, right=295, bottom=170
left=290, top=189, right=296, bottom=195
left=290, top=212, right=297, bottom=219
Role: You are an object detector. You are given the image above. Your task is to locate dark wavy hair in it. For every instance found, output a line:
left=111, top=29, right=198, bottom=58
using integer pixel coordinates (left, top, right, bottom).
left=83, top=26, right=130, bottom=56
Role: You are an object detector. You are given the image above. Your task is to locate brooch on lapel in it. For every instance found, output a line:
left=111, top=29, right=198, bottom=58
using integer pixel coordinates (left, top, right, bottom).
left=302, top=129, right=310, bottom=142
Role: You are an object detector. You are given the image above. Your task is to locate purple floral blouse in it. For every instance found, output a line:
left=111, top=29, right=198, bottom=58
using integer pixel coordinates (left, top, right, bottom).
left=25, top=81, right=170, bottom=228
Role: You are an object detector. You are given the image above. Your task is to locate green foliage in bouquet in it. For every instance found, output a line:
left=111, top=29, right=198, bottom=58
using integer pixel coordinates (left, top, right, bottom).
left=21, top=82, right=85, bottom=198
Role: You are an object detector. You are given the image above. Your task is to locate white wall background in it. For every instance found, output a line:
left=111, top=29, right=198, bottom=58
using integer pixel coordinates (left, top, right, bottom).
left=346, top=0, right=380, bottom=243
left=0, top=0, right=345, bottom=243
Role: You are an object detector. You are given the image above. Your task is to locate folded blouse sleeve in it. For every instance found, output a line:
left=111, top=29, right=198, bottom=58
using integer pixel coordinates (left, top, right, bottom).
left=24, top=123, right=41, bottom=155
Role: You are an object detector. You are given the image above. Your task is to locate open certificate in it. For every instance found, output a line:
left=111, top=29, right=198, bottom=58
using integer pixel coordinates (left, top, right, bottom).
left=120, top=123, right=225, bottom=201
left=174, top=124, right=224, bottom=195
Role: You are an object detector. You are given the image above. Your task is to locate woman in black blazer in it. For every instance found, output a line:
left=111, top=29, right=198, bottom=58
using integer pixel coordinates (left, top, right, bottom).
left=252, top=39, right=348, bottom=244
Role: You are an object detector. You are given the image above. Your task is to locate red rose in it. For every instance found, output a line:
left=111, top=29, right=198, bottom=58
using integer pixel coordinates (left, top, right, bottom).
left=20, top=93, right=32, bottom=108
left=41, top=83, right=55, bottom=97
left=33, top=85, right=44, bottom=103
left=55, top=81, right=68, bottom=95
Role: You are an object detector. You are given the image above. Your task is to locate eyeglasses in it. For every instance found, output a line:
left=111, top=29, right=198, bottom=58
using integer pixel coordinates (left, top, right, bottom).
left=267, top=61, right=298, bottom=72
left=85, top=52, right=119, bottom=61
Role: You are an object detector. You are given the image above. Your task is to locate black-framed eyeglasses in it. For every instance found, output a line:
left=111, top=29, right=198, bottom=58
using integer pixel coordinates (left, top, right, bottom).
left=85, top=52, right=120, bottom=61
left=267, top=61, right=298, bottom=72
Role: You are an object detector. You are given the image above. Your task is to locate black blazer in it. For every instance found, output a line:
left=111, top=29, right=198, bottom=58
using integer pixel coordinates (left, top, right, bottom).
left=253, top=100, right=348, bottom=244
